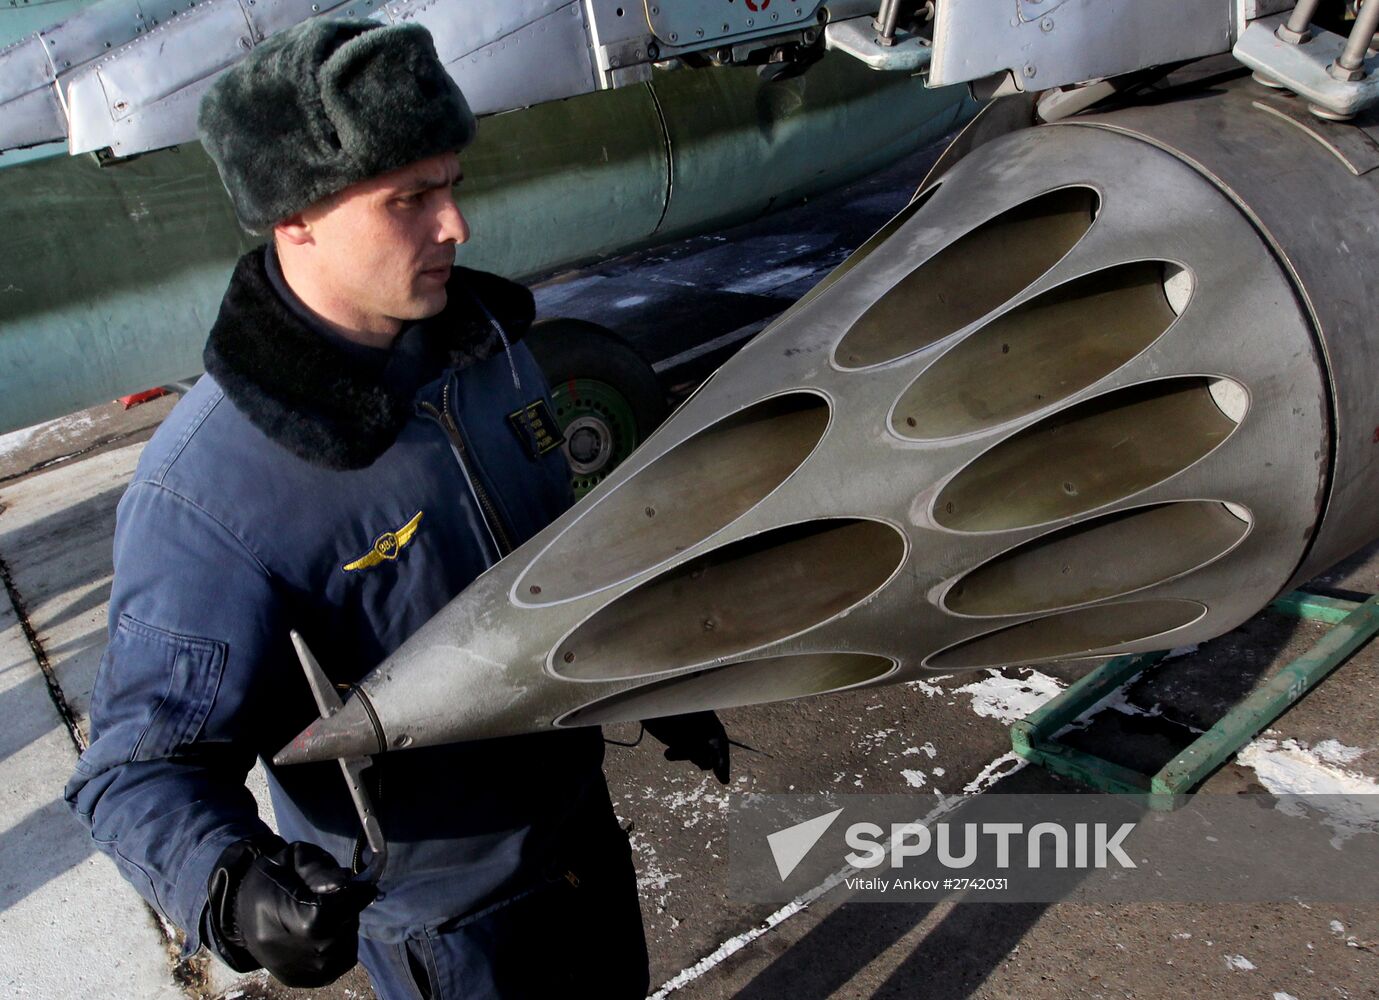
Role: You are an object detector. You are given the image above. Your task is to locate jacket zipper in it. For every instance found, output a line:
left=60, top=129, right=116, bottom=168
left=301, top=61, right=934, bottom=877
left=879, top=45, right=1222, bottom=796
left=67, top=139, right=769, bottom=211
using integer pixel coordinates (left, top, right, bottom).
left=419, top=379, right=515, bottom=558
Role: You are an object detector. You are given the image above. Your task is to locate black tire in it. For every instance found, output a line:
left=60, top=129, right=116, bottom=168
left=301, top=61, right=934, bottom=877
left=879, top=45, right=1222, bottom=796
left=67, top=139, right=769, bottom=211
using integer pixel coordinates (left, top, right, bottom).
left=525, top=318, right=668, bottom=496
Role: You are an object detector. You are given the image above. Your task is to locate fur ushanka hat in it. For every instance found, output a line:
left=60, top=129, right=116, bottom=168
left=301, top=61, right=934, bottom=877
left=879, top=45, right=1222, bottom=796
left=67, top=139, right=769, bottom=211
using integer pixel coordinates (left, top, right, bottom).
left=197, top=18, right=476, bottom=235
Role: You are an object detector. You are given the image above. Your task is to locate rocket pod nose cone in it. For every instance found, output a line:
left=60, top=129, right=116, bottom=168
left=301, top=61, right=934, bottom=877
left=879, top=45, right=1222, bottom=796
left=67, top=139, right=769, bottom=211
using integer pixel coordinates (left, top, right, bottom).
left=274, top=695, right=383, bottom=766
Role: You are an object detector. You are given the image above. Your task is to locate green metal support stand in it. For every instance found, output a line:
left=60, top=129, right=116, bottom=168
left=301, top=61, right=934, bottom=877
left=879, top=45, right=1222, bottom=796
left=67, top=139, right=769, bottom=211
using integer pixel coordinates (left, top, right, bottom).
left=1010, top=590, right=1379, bottom=807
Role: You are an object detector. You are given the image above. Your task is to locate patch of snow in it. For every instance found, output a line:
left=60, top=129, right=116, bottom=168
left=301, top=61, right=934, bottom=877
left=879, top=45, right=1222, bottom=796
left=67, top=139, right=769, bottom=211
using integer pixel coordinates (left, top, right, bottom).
left=1055, top=673, right=1203, bottom=738
left=660, top=778, right=731, bottom=829
left=532, top=273, right=608, bottom=309
left=1100, top=688, right=1165, bottom=720
left=900, top=769, right=927, bottom=789
left=962, top=752, right=1026, bottom=793
left=0, top=411, right=96, bottom=459
left=1313, top=739, right=1367, bottom=766
left=1224, top=954, right=1256, bottom=971
left=1331, top=919, right=1346, bottom=935
left=859, top=728, right=898, bottom=752
left=1236, top=738, right=1379, bottom=844
left=954, top=669, right=1064, bottom=724
left=649, top=887, right=823, bottom=1000
left=907, top=678, right=946, bottom=698
left=630, top=832, right=681, bottom=892
left=722, top=265, right=819, bottom=295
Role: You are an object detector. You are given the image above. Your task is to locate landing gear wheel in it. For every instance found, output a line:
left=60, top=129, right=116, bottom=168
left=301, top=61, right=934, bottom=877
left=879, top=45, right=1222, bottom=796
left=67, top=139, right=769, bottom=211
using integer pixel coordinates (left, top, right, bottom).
left=526, top=319, right=668, bottom=498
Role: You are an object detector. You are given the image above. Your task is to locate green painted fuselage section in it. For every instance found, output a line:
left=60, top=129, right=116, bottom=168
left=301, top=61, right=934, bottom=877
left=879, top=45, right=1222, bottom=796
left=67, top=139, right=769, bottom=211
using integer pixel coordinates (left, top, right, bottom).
left=0, top=9, right=975, bottom=432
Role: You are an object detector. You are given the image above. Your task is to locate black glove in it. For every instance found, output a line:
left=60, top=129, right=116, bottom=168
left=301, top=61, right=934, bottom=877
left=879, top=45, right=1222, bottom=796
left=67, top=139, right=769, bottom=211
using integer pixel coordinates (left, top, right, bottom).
left=204, top=834, right=375, bottom=988
left=643, top=711, right=730, bottom=785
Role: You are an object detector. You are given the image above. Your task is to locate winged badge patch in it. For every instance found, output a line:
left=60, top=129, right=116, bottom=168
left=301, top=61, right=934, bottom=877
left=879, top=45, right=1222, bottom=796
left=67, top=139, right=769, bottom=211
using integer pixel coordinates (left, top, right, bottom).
left=343, top=511, right=424, bottom=572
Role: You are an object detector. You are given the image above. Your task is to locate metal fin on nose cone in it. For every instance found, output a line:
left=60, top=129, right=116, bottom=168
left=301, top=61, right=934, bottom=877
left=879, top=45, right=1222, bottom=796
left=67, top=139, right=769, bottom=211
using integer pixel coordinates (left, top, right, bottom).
left=279, top=79, right=1360, bottom=766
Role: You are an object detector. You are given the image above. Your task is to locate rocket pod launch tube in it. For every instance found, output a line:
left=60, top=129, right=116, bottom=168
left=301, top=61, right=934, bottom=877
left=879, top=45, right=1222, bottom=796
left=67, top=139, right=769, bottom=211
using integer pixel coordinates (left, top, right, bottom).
left=279, top=75, right=1374, bottom=766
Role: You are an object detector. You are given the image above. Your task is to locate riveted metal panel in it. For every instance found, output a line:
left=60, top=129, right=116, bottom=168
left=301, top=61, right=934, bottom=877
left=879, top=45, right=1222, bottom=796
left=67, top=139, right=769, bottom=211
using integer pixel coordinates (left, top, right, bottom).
left=0, top=0, right=357, bottom=153
left=930, top=0, right=1234, bottom=91
left=2, top=0, right=92, bottom=45
left=0, top=34, right=50, bottom=104
left=645, top=0, right=817, bottom=47
left=91, top=1, right=249, bottom=120
left=439, top=1, right=598, bottom=116
left=375, top=0, right=556, bottom=48
left=38, top=0, right=193, bottom=74
left=247, top=0, right=357, bottom=38
left=0, top=76, right=62, bottom=147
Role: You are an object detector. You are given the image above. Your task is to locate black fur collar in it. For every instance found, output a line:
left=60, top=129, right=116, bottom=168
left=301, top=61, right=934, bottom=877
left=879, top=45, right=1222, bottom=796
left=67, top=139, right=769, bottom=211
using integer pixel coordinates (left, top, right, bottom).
left=203, top=244, right=533, bottom=470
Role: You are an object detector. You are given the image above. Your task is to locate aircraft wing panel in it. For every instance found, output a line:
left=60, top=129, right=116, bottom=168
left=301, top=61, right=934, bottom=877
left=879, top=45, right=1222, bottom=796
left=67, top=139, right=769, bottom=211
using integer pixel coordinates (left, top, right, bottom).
left=0, top=34, right=49, bottom=105
left=65, top=1, right=252, bottom=155
left=378, top=0, right=576, bottom=57
left=0, top=83, right=65, bottom=151
left=34, top=0, right=194, bottom=68
left=2, top=0, right=885, bottom=160
left=427, top=1, right=601, bottom=116
left=0, top=34, right=63, bottom=149
left=60, top=0, right=348, bottom=155
left=2, top=0, right=605, bottom=157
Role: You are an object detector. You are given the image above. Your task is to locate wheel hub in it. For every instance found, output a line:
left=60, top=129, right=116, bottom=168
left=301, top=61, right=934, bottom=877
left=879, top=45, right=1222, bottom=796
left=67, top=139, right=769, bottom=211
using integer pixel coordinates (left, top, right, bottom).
left=565, top=414, right=614, bottom=473
left=549, top=377, right=642, bottom=497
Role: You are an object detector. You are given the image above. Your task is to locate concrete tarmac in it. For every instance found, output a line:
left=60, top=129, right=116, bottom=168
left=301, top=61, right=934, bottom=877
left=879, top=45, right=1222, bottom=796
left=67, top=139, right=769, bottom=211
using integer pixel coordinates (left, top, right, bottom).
left=2, top=140, right=1377, bottom=1000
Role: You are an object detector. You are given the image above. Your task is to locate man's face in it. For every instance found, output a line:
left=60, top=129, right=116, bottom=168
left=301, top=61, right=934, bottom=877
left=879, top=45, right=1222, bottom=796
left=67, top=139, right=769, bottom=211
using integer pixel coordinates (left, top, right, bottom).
left=292, top=151, right=468, bottom=336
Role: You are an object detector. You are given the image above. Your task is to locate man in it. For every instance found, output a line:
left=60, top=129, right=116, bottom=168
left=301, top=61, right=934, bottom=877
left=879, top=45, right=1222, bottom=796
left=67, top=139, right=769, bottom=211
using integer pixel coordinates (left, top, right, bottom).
left=65, top=18, right=728, bottom=998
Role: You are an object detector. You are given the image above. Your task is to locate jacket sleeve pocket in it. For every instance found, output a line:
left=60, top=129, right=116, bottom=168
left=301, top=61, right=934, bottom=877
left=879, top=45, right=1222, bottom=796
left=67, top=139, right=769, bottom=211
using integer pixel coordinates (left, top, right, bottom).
left=91, top=612, right=227, bottom=762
